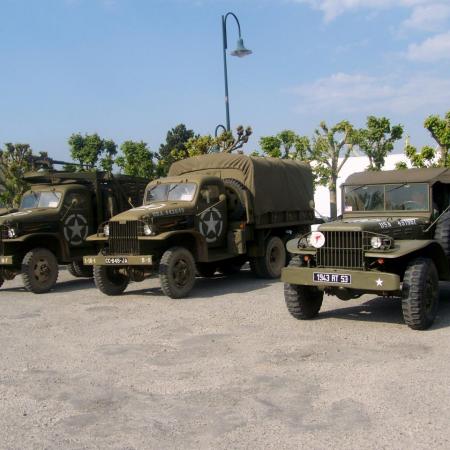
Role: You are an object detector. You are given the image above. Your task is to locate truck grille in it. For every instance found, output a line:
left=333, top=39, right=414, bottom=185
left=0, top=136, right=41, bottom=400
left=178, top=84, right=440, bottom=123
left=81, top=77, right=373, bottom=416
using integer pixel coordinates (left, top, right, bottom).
left=109, top=221, right=141, bottom=255
left=317, top=231, right=367, bottom=270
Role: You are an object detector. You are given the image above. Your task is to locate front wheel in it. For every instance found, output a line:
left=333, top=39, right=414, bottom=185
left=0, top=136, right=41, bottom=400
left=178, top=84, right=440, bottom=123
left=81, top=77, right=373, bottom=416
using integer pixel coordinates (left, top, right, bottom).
left=159, top=247, right=196, bottom=299
left=94, top=265, right=129, bottom=296
left=402, top=257, right=439, bottom=330
left=22, top=248, right=59, bottom=293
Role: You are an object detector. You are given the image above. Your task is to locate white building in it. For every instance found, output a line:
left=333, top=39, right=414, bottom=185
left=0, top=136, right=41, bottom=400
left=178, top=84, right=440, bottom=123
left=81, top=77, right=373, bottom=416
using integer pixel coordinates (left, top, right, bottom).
left=314, top=153, right=407, bottom=217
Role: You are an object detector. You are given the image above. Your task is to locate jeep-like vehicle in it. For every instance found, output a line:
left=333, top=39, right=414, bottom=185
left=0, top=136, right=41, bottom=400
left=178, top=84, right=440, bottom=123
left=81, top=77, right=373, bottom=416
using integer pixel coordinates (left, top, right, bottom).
left=0, top=170, right=147, bottom=293
left=84, top=154, right=315, bottom=298
left=282, top=168, right=450, bottom=330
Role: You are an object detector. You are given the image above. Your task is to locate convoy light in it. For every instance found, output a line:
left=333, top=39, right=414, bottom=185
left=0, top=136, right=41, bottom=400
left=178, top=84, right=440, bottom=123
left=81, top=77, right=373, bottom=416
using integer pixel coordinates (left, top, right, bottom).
left=143, top=224, right=153, bottom=236
left=308, top=231, right=325, bottom=248
left=103, top=224, right=110, bottom=237
left=370, top=236, right=383, bottom=249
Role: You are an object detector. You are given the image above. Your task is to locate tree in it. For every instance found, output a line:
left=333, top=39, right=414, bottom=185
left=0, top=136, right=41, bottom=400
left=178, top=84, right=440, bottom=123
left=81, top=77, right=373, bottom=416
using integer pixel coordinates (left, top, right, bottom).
left=0, top=143, right=34, bottom=207
left=259, top=130, right=311, bottom=160
left=171, top=126, right=253, bottom=160
left=311, top=121, right=357, bottom=219
left=357, top=116, right=403, bottom=170
left=158, top=124, right=196, bottom=174
left=115, top=141, right=157, bottom=179
left=396, top=111, right=450, bottom=169
left=67, top=133, right=117, bottom=171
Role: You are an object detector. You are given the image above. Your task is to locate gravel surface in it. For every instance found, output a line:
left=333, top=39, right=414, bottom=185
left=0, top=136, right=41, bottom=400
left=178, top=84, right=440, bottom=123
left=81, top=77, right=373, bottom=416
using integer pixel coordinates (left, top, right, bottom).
left=1, top=268, right=450, bottom=449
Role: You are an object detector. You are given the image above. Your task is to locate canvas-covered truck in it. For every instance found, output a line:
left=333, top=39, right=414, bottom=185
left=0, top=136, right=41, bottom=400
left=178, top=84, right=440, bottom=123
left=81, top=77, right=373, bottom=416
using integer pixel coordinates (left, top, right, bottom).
left=0, top=170, right=147, bottom=293
left=84, top=154, right=315, bottom=298
left=282, top=167, right=450, bottom=330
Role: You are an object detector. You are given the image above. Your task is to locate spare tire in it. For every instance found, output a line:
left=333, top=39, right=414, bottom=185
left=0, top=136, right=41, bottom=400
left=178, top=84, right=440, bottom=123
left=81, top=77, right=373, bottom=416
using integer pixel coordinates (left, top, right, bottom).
left=224, top=178, right=246, bottom=221
left=434, top=211, right=450, bottom=258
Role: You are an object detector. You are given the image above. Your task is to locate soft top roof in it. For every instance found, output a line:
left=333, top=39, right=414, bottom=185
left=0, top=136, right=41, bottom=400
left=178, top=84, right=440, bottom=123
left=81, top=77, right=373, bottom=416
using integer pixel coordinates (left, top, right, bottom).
left=169, top=153, right=313, bottom=216
left=344, top=167, right=450, bottom=186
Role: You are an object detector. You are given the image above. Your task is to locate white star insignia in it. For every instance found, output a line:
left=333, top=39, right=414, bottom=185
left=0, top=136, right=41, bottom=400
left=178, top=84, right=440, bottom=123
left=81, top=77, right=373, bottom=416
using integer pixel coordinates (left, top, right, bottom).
left=375, top=278, right=383, bottom=287
left=204, top=212, right=219, bottom=234
left=69, top=218, right=85, bottom=238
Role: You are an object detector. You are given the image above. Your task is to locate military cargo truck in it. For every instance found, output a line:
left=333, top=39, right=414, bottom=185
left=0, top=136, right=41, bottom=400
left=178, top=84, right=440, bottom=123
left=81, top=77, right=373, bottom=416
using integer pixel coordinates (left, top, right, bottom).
left=0, top=171, right=147, bottom=293
left=282, top=167, right=450, bottom=330
left=84, top=154, right=315, bottom=298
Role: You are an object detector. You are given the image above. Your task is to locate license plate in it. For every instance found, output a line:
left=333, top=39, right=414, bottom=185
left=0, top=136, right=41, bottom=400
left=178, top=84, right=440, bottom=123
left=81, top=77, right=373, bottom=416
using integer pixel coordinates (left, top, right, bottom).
left=105, top=257, right=128, bottom=264
left=313, top=272, right=351, bottom=284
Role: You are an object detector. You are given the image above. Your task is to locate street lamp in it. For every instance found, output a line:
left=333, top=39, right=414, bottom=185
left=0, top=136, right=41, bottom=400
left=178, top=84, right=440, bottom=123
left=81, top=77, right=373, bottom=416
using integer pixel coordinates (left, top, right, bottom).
left=220, top=12, right=252, bottom=132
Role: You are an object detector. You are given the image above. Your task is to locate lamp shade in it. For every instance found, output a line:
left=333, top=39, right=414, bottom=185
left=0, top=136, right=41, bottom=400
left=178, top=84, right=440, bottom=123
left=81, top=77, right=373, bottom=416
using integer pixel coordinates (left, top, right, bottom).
left=230, top=38, right=252, bottom=57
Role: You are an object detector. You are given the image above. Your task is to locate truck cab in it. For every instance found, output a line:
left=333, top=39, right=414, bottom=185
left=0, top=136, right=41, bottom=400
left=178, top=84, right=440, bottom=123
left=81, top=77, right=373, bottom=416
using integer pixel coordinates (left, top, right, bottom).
left=282, top=167, right=450, bottom=330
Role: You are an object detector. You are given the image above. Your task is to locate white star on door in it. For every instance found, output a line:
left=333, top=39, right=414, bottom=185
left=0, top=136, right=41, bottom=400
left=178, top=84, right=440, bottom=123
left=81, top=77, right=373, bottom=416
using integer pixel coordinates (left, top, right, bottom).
left=375, top=278, right=383, bottom=287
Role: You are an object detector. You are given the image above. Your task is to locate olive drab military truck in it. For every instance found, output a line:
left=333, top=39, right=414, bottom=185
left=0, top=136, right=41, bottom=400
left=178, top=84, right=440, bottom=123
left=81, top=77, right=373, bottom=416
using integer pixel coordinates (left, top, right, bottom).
left=0, top=170, right=147, bottom=293
left=84, top=154, right=315, bottom=298
left=282, top=167, right=450, bottom=330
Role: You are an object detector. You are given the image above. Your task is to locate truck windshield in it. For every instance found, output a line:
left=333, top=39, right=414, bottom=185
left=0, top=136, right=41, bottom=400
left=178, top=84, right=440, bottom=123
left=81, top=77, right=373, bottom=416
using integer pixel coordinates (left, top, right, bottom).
left=145, top=183, right=197, bottom=203
left=20, top=191, right=62, bottom=209
left=344, top=183, right=429, bottom=212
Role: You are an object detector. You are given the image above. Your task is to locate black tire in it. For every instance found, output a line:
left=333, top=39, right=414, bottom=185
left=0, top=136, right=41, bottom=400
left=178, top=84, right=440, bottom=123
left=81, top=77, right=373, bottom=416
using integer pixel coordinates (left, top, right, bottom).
left=434, top=212, right=450, bottom=258
left=94, top=265, right=129, bottom=296
left=21, top=248, right=59, bottom=294
left=67, top=260, right=93, bottom=278
left=224, top=178, right=246, bottom=220
left=284, top=257, right=323, bottom=319
left=196, top=262, right=217, bottom=278
left=251, top=236, right=286, bottom=279
left=402, top=257, right=439, bottom=330
left=159, top=247, right=196, bottom=298
left=0, top=275, right=3, bottom=288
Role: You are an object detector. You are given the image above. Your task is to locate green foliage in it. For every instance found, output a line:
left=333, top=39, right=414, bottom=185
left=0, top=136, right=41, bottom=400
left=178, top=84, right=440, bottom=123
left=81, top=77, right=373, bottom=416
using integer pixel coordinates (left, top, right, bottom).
left=259, top=130, right=311, bottom=160
left=357, top=116, right=403, bottom=171
left=67, top=133, right=117, bottom=171
left=172, top=126, right=252, bottom=161
left=116, top=141, right=157, bottom=179
left=158, top=124, right=196, bottom=174
left=0, top=143, right=33, bottom=207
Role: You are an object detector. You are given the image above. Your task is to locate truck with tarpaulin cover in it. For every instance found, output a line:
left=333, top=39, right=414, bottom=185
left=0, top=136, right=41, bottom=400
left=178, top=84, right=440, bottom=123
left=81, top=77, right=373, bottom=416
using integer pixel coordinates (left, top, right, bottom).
left=0, top=170, right=147, bottom=293
left=84, top=153, right=315, bottom=298
left=282, top=167, right=450, bottom=330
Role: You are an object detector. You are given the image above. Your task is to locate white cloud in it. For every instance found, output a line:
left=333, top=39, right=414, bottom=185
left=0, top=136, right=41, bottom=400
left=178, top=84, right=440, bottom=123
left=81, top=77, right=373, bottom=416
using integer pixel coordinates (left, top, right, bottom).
left=296, top=0, right=428, bottom=22
left=407, top=31, right=450, bottom=62
left=290, top=72, right=450, bottom=114
left=402, top=3, right=450, bottom=31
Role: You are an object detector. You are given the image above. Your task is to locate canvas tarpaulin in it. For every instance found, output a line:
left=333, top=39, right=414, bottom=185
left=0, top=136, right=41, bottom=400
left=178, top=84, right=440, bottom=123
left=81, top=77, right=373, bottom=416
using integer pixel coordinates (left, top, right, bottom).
left=169, top=154, right=313, bottom=217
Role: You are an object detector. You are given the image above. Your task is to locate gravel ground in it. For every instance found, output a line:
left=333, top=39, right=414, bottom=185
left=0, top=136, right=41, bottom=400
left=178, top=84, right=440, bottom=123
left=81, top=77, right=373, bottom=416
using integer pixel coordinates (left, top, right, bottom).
left=1, top=268, right=450, bottom=450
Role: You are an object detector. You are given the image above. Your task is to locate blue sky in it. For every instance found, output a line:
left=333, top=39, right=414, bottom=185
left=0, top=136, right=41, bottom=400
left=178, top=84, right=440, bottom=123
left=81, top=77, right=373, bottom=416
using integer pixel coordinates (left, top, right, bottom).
left=1, top=0, right=450, bottom=160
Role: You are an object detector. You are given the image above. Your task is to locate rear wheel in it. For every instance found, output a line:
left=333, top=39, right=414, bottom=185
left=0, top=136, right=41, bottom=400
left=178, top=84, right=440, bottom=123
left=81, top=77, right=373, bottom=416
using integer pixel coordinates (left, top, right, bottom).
left=21, top=248, right=59, bottom=294
left=67, top=260, right=93, bottom=278
left=94, top=265, right=129, bottom=296
left=402, top=257, right=439, bottom=330
left=159, top=247, right=196, bottom=298
left=251, top=236, right=286, bottom=278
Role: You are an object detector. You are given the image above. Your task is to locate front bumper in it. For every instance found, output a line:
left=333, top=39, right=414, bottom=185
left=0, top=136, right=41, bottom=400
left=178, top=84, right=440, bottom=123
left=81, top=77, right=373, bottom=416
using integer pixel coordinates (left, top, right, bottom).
left=83, top=255, right=153, bottom=266
left=281, top=266, right=400, bottom=292
left=0, top=255, right=13, bottom=265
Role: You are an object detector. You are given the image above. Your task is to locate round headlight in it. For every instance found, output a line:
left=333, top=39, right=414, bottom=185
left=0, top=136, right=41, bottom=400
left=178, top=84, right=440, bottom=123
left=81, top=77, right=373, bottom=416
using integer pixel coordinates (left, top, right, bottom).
left=308, top=231, right=325, bottom=248
left=7, top=228, right=16, bottom=238
left=143, top=224, right=152, bottom=236
left=370, top=236, right=382, bottom=249
left=103, top=224, right=110, bottom=237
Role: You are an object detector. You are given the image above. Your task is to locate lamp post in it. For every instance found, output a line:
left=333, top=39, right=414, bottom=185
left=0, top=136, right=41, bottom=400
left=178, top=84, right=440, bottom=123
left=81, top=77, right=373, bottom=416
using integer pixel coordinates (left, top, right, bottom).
left=220, top=12, right=252, bottom=132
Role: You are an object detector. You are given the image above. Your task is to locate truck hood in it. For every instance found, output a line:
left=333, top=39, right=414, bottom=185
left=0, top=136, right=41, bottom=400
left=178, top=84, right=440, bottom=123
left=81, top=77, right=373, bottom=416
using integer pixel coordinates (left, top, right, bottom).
left=0, top=209, right=60, bottom=226
left=319, top=216, right=428, bottom=235
left=0, top=208, right=18, bottom=217
left=109, top=201, right=194, bottom=222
